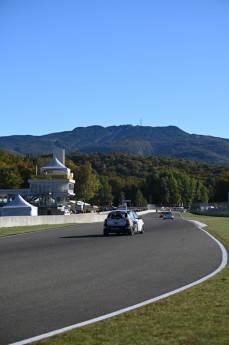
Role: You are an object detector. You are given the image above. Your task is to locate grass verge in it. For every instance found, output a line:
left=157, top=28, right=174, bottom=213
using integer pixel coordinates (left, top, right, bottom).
left=30, top=213, right=229, bottom=345
left=0, top=223, right=76, bottom=237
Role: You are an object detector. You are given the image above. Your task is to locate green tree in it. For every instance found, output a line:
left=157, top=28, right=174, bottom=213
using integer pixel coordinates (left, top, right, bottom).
left=158, top=177, right=169, bottom=204
left=74, top=163, right=100, bottom=202
left=194, top=181, right=209, bottom=203
left=0, top=166, right=22, bottom=188
left=166, top=176, right=180, bottom=205
left=109, top=175, right=125, bottom=205
left=212, top=171, right=229, bottom=201
left=135, top=188, right=148, bottom=206
left=95, top=176, right=113, bottom=206
left=145, top=169, right=161, bottom=204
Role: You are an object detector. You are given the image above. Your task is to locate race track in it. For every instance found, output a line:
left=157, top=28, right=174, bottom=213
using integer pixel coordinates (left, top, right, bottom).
left=0, top=212, right=223, bottom=345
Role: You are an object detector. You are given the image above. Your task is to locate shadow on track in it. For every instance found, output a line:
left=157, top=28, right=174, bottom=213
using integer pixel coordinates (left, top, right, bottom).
left=59, top=234, right=105, bottom=239
left=59, top=234, right=133, bottom=239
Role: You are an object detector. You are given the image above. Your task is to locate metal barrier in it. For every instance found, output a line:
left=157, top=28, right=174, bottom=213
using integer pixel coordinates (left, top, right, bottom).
left=191, top=202, right=229, bottom=217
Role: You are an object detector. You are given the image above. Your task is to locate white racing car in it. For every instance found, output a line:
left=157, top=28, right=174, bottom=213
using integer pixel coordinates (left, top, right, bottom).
left=103, top=210, right=144, bottom=236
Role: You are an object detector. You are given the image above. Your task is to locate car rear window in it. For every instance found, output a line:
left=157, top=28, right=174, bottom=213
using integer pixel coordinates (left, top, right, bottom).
left=108, top=211, right=127, bottom=219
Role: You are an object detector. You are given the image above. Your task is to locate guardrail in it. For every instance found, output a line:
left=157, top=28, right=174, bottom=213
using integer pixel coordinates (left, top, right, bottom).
left=190, top=202, right=229, bottom=217
left=0, top=210, right=153, bottom=228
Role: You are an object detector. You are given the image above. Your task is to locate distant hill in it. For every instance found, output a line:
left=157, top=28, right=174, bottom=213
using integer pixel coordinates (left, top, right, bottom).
left=0, top=125, right=229, bottom=166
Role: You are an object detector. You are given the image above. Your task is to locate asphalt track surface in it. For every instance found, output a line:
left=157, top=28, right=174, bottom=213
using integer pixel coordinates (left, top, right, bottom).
left=0, top=212, right=223, bottom=345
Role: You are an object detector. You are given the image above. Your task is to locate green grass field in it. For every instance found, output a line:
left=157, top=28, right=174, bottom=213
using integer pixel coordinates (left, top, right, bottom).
left=0, top=223, right=76, bottom=237
left=1, top=213, right=228, bottom=345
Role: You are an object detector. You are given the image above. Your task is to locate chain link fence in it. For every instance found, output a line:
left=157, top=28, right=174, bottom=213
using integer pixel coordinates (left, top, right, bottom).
left=191, top=202, right=229, bottom=217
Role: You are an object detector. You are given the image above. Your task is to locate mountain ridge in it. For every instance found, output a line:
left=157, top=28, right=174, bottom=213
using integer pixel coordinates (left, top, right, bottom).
left=0, top=125, right=228, bottom=166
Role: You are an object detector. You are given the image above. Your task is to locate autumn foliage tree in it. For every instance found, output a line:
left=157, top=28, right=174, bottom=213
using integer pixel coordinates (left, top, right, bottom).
left=0, top=150, right=228, bottom=206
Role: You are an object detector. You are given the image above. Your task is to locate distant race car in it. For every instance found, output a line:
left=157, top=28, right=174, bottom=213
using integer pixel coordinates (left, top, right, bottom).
left=159, top=212, right=165, bottom=218
left=163, top=212, right=174, bottom=220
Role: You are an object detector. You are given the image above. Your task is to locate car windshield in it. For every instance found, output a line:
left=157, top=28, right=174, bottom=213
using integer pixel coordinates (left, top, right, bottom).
left=108, top=211, right=127, bottom=219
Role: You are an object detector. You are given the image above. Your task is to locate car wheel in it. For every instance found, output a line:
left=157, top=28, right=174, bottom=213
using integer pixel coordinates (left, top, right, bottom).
left=140, top=225, right=144, bottom=234
left=103, top=230, right=109, bottom=236
left=129, top=227, right=134, bottom=236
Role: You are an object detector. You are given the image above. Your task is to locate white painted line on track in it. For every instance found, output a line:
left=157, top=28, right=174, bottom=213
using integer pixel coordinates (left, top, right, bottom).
left=9, top=222, right=228, bottom=345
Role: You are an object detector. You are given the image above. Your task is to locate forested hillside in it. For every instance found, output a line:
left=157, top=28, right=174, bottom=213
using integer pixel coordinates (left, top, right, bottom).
left=0, top=125, right=229, bottom=166
left=1, top=151, right=229, bottom=207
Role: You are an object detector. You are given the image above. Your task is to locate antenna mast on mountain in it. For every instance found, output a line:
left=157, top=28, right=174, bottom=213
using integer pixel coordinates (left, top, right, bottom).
left=140, top=118, right=142, bottom=126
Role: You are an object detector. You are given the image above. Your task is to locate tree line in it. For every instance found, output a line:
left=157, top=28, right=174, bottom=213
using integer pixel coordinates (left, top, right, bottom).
left=0, top=151, right=228, bottom=206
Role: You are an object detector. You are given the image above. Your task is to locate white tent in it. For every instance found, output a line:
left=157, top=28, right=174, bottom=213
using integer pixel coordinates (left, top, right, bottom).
left=77, top=201, right=90, bottom=206
left=76, top=200, right=91, bottom=212
left=0, top=195, right=38, bottom=217
left=41, top=158, right=69, bottom=173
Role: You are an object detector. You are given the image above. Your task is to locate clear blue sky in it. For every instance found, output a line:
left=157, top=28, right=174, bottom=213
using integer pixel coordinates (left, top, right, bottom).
left=0, top=0, right=228, bottom=138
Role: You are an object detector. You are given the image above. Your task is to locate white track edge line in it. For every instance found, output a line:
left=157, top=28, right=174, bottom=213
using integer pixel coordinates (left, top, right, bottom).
left=9, top=223, right=228, bottom=345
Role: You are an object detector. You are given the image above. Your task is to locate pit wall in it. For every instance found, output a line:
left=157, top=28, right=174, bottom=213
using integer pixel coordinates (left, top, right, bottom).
left=0, top=210, right=153, bottom=228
